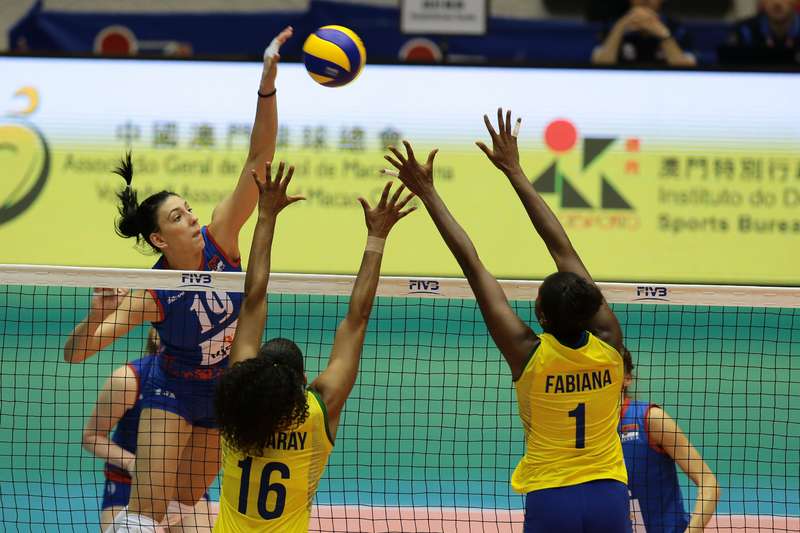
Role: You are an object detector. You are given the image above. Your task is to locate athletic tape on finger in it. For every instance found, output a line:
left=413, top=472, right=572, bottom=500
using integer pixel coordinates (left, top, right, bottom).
left=512, top=118, right=522, bottom=138
left=263, top=38, right=281, bottom=62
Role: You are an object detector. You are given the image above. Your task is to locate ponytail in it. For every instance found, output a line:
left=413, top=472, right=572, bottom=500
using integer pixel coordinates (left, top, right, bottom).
left=110, top=152, right=176, bottom=253
left=113, top=152, right=142, bottom=242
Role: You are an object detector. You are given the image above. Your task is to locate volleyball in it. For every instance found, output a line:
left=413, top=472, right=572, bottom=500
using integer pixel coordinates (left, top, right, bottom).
left=302, top=25, right=366, bottom=88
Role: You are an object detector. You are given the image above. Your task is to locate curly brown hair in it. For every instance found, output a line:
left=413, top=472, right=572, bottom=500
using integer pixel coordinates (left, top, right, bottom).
left=215, top=338, right=309, bottom=456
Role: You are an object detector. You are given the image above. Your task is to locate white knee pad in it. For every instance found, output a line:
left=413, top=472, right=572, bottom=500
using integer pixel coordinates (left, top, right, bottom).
left=106, top=508, right=158, bottom=533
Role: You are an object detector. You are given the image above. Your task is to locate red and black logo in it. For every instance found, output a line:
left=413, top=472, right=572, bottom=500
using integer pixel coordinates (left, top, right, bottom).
left=532, top=119, right=634, bottom=210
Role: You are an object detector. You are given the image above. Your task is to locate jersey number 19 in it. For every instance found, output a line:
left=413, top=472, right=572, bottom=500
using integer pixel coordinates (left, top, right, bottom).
left=190, top=291, right=235, bottom=366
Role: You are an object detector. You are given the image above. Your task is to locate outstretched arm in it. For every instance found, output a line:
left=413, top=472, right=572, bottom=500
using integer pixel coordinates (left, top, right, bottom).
left=477, top=109, right=622, bottom=352
left=82, top=365, right=138, bottom=472
left=229, top=162, right=304, bottom=366
left=63, top=289, right=159, bottom=363
left=209, top=27, right=294, bottom=258
left=311, top=182, right=415, bottom=439
left=647, top=407, right=720, bottom=532
left=384, top=142, right=536, bottom=379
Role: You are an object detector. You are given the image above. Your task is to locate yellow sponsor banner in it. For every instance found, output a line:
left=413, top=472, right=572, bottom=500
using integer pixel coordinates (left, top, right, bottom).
left=1, top=132, right=798, bottom=285
left=1, top=59, right=799, bottom=285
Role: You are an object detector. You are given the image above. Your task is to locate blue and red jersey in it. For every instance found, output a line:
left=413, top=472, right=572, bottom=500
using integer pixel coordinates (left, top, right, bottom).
left=148, top=226, right=243, bottom=381
left=619, top=398, right=690, bottom=533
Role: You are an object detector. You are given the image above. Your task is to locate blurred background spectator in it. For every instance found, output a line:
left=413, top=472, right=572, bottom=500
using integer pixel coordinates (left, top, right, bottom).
left=591, top=0, right=696, bottom=66
left=723, top=0, right=800, bottom=64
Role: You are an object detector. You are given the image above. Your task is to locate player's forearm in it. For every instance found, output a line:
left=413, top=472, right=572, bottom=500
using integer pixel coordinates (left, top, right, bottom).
left=688, top=477, right=720, bottom=530
left=423, top=192, right=533, bottom=365
left=243, top=213, right=277, bottom=305
left=246, top=72, right=279, bottom=164
left=347, top=239, right=384, bottom=323
left=63, top=314, right=104, bottom=363
left=422, top=192, right=485, bottom=280
left=81, top=434, right=135, bottom=471
left=505, top=168, right=577, bottom=266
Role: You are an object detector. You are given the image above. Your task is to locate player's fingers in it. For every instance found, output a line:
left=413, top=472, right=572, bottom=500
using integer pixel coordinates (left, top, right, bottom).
left=265, top=29, right=290, bottom=60
left=398, top=206, right=418, bottom=219
left=264, top=161, right=273, bottom=184
left=287, top=195, right=305, bottom=204
left=387, top=146, right=407, bottom=165
left=389, top=183, right=406, bottom=206
left=402, top=140, right=416, bottom=161
left=396, top=191, right=416, bottom=210
left=497, top=107, right=505, bottom=135
left=358, top=196, right=371, bottom=214
left=483, top=114, right=498, bottom=139
left=280, top=165, right=295, bottom=191
left=475, top=141, right=494, bottom=159
left=505, top=109, right=512, bottom=136
left=250, top=169, right=265, bottom=190
left=378, top=181, right=392, bottom=208
left=384, top=155, right=403, bottom=171
left=380, top=168, right=399, bottom=178
left=275, top=161, right=286, bottom=184
left=512, top=117, right=522, bottom=139
left=426, top=148, right=439, bottom=167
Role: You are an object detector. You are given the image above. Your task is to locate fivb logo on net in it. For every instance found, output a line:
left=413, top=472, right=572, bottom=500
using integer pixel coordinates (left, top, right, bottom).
left=180, top=272, right=213, bottom=288
left=533, top=119, right=637, bottom=228
left=634, top=285, right=670, bottom=302
left=408, top=279, right=441, bottom=295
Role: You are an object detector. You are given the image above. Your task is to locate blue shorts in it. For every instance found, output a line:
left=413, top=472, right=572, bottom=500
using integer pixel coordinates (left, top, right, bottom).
left=138, top=362, right=219, bottom=428
left=524, top=479, right=631, bottom=533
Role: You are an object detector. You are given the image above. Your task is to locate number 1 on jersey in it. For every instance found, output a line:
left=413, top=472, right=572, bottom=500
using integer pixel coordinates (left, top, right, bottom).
left=568, top=402, right=586, bottom=449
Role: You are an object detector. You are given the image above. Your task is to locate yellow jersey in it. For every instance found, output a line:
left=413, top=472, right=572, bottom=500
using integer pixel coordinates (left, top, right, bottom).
left=511, top=332, right=627, bottom=493
left=215, top=389, right=334, bottom=533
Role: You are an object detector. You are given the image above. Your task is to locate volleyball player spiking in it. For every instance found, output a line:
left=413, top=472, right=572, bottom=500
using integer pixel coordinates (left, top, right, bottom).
left=63, top=27, right=293, bottom=532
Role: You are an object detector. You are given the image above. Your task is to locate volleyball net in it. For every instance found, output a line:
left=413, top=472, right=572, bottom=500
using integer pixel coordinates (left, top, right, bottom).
left=0, top=265, right=798, bottom=532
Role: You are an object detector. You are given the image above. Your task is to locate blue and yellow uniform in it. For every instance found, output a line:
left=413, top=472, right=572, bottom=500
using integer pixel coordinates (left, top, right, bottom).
left=215, top=389, right=334, bottom=532
left=620, top=398, right=690, bottom=533
left=140, top=226, right=243, bottom=427
left=513, top=331, right=630, bottom=533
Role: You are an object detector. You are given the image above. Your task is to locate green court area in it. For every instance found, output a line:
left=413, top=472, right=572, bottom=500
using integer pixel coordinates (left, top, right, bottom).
left=1, top=287, right=798, bottom=530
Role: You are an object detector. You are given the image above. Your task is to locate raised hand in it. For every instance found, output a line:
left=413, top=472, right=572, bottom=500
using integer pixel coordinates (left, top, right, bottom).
left=383, top=140, right=439, bottom=200
left=476, top=107, right=523, bottom=176
left=250, top=161, right=304, bottom=217
left=358, top=181, right=416, bottom=238
left=262, top=26, right=294, bottom=88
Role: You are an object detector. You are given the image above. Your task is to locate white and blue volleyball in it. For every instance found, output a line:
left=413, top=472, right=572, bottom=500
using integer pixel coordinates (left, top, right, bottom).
left=302, top=25, right=366, bottom=88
